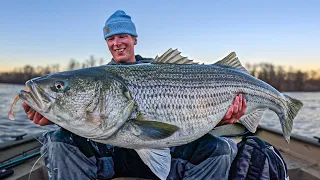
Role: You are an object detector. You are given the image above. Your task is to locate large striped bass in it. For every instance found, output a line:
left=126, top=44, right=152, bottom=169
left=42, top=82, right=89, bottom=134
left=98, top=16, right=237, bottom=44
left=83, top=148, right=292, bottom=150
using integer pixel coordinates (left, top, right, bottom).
left=9, top=49, right=303, bottom=179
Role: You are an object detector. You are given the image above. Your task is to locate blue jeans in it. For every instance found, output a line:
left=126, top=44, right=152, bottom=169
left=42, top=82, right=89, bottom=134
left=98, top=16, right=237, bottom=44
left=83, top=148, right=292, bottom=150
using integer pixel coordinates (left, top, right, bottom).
left=40, top=128, right=237, bottom=180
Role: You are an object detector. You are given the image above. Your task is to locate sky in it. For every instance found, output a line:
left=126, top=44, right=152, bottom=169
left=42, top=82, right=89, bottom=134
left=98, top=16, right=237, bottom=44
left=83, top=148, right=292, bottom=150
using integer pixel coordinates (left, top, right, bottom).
left=0, top=0, right=319, bottom=72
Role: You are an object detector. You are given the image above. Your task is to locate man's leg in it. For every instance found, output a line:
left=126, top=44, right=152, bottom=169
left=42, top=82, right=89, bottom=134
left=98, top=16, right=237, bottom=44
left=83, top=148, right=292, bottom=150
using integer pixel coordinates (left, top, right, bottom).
left=40, top=128, right=115, bottom=180
left=111, top=147, right=159, bottom=179
left=168, top=134, right=238, bottom=180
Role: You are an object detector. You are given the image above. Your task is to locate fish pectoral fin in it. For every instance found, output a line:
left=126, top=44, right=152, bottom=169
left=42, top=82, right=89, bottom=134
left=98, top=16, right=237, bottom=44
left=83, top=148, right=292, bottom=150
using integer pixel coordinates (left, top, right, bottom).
left=214, top=52, right=250, bottom=74
left=135, top=112, right=149, bottom=121
left=135, top=148, right=171, bottom=180
left=239, top=109, right=266, bottom=132
left=130, top=119, right=179, bottom=140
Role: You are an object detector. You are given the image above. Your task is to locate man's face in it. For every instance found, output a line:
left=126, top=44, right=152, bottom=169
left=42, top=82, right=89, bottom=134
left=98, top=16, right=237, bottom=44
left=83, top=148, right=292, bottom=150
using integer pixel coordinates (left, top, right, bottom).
left=106, top=34, right=137, bottom=63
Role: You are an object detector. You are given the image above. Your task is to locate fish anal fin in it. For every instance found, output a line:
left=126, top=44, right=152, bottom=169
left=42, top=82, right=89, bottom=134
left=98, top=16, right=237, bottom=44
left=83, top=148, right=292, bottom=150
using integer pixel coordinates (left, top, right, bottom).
left=135, top=148, right=171, bottom=180
left=129, top=119, right=179, bottom=140
left=214, top=52, right=249, bottom=74
left=239, top=109, right=266, bottom=133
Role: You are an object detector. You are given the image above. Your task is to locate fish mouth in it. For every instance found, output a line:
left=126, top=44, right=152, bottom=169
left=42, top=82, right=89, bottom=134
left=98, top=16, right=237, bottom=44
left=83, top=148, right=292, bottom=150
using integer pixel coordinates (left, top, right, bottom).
left=19, top=80, right=54, bottom=112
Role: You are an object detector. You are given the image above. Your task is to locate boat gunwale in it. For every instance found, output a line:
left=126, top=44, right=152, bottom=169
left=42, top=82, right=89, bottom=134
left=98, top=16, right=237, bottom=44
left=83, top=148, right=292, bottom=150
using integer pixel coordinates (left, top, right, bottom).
left=0, top=132, right=43, bottom=151
left=258, top=125, right=320, bottom=147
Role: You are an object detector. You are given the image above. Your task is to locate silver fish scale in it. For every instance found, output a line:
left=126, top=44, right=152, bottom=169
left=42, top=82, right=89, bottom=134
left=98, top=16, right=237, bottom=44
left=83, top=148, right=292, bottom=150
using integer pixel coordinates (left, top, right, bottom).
left=104, top=64, right=287, bottom=147
left=55, top=80, right=98, bottom=122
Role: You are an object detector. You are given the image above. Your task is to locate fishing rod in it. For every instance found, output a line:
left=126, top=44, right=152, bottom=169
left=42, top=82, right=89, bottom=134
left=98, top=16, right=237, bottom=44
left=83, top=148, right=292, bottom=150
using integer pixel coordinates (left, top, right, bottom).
left=0, top=134, right=44, bottom=179
left=0, top=151, right=41, bottom=180
left=0, top=151, right=40, bottom=170
left=0, top=145, right=40, bottom=165
left=0, top=144, right=41, bottom=170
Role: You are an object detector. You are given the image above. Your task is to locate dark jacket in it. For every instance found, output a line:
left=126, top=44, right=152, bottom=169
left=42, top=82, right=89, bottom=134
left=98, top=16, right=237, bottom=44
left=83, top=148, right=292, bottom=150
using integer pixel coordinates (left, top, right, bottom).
left=107, top=55, right=153, bottom=65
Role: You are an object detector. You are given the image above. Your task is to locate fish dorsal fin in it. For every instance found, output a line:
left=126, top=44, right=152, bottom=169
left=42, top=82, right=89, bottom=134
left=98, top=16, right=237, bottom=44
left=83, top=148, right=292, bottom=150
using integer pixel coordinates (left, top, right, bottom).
left=214, top=52, right=249, bottom=74
left=153, top=48, right=198, bottom=64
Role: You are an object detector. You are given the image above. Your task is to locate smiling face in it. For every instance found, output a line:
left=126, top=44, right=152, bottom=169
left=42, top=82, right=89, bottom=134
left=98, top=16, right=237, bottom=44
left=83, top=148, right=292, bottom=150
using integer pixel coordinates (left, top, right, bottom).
left=106, top=34, right=137, bottom=63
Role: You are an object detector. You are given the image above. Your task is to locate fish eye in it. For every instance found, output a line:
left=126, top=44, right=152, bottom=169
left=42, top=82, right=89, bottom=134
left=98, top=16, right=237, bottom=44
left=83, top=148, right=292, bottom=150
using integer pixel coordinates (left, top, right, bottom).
left=55, top=81, right=64, bottom=90
left=55, top=82, right=63, bottom=90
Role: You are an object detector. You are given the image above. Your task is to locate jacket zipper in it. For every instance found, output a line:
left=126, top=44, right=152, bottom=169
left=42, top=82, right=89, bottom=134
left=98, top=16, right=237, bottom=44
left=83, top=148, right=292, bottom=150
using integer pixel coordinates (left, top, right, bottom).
left=268, top=146, right=289, bottom=180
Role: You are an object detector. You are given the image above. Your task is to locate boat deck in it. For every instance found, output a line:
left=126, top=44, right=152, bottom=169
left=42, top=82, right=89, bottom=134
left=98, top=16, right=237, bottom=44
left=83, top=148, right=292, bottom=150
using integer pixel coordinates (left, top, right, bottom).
left=256, top=126, right=320, bottom=180
left=1, top=126, right=320, bottom=180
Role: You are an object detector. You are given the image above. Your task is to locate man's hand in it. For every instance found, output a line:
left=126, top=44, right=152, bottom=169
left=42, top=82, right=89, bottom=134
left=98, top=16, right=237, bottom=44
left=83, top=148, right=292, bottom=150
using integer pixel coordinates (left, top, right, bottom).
left=22, top=102, right=53, bottom=126
left=217, top=94, right=247, bottom=126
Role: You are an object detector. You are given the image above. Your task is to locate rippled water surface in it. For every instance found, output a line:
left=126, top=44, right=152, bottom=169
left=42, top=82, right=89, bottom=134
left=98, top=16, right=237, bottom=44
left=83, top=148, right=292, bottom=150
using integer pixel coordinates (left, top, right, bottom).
left=0, top=84, right=58, bottom=143
left=260, top=91, right=320, bottom=139
left=0, top=83, right=319, bottom=143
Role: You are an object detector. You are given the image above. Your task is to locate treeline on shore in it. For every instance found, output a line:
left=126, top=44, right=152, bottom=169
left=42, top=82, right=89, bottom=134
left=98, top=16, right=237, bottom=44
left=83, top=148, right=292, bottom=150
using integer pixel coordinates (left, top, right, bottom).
left=245, top=63, right=320, bottom=92
left=0, top=56, right=319, bottom=92
left=0, top=56, right=105, bottom=85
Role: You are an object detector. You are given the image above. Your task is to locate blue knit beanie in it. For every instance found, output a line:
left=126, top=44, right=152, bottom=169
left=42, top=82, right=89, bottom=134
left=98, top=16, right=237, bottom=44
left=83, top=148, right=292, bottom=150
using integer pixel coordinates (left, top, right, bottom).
left=103, top=10, right=138, bottom=39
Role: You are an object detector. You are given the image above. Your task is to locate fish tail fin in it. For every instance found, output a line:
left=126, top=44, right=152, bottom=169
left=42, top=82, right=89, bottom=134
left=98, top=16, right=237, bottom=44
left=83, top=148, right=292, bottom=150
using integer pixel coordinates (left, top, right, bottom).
left=281, top=95, right=303, bottom=143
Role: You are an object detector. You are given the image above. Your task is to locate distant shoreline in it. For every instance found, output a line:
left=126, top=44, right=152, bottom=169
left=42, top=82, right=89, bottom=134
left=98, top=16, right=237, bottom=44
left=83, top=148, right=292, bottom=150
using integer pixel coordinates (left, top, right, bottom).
left=1, top=61, right=320, bottom=92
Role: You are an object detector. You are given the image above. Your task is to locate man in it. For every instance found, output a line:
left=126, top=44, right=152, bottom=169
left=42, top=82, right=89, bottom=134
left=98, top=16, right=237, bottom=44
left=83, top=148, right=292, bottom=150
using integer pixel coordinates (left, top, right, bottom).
left=23, top=10, right=247, bottom=180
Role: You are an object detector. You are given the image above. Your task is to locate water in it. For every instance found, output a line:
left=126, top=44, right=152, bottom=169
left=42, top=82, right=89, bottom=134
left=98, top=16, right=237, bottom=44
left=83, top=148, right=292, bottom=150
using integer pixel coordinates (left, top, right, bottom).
left=260, top=92, right=320, bottom=139
left=0, top=84, right=58, bottom=143
left=0, top=83, right=319, bottom=144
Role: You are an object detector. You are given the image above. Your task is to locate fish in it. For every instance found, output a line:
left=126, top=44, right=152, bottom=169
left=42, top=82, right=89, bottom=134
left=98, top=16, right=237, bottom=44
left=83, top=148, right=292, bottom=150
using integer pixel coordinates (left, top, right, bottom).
left=9, top=48, right=303, bottom=179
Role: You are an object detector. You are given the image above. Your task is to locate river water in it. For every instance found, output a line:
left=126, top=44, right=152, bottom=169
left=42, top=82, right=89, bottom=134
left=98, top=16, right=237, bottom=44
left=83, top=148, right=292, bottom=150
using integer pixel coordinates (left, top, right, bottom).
left=0, top=83, right=319, bottom=143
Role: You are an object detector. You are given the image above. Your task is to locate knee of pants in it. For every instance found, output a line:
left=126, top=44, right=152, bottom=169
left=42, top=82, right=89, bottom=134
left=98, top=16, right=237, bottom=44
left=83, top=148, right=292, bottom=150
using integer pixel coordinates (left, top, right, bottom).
left=192, top=136, right=238, bottom=166
left=40, top=128, right=96, bottom=158
left=40, top=129, right=81, bottom=158
left=41, top=128, right=76, bottom=145
left=219, top=137, right=238, bottom=159
left=179, top=135, right=238, bottom=165
left=202, top=135, right=238, bottom=158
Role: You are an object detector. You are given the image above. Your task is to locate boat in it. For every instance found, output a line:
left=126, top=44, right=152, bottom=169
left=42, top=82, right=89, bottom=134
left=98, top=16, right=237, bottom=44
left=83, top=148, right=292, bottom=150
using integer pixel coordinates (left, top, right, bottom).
left=1, top=125, right=320, bottom=180
left=256, top=125, right=320, bottom=180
